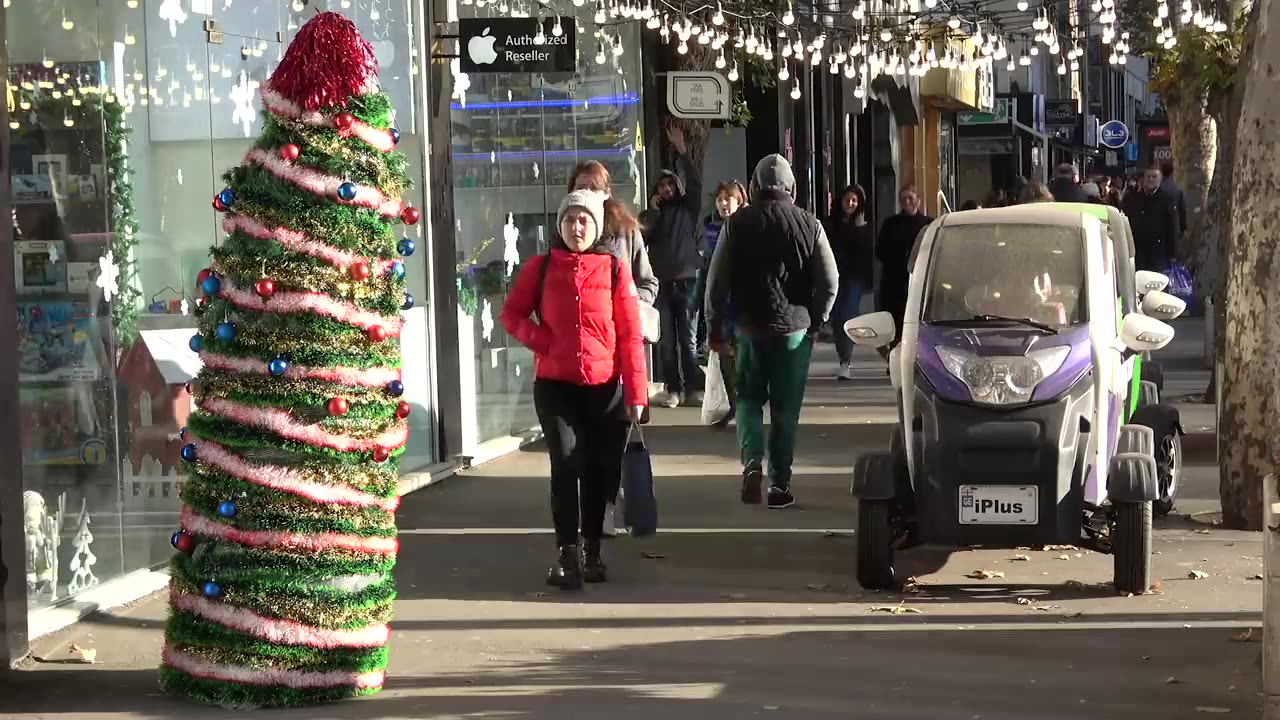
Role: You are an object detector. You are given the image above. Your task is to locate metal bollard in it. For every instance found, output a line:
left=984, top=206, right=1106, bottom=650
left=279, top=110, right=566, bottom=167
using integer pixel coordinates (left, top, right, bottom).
left=1264, top=473, right=1280, bottom=718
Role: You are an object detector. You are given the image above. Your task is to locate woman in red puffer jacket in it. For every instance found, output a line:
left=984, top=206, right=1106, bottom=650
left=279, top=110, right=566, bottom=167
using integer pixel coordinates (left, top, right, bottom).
left=500, top=189, right=647, bottom=590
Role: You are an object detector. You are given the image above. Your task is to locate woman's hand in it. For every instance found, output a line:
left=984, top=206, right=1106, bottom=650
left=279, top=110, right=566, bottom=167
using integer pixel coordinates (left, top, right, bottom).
left=624, top=405, right=645, bottom=423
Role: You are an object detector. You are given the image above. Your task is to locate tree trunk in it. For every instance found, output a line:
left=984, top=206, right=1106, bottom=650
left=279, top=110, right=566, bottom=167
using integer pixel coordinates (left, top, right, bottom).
left=1218, top=0, right=1269, bottom=530
left=1194, top=100, right=1230, bottom=303
left=1166, top=93, right=1216, bottom=264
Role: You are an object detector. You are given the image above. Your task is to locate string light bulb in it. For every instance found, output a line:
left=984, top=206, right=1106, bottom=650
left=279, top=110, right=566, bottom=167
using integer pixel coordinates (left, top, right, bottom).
left=595, top=42, right=607, bottom=64
left=728, top=60, right=739, bottom=82
left=782, top=3, right=794, bottom=24
left=948, top=14, right=961, bottom=29
left=716, top=49, right=727, bottom=68
left=595, top=1, right=606, bottom=23
left=1017, top=0, right=1028, bottom=9
left=778, top=62, right=790, bottom=81
left=534, top=20, right=546, bottom=44
left=790, top=83, right=801, bottom=100
left=712, top=3, right=724, bottom=25
left=554, top=16, right=565, bottom=35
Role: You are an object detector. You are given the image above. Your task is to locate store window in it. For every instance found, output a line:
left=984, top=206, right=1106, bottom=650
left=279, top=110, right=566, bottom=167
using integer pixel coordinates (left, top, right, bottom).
left=450, top=9, right=647, bottom=446
left=8, top=0, right=434, bottom=615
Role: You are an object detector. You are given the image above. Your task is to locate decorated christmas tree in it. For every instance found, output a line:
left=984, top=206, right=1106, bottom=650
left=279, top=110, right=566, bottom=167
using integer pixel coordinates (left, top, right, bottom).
left=161, top=12, right=417, bottom=708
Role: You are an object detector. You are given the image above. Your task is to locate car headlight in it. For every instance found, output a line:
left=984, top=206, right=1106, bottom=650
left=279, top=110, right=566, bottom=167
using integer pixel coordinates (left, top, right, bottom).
left=935, top=346, right=1071, bottom=405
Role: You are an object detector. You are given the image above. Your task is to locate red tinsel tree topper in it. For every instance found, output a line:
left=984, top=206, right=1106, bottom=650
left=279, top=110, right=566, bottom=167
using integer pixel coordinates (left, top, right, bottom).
left=267, top=12, right=379, bottom=111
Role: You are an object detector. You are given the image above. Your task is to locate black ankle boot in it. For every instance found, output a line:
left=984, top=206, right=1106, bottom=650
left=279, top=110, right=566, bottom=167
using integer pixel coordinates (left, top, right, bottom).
left=582, top=539, right=608, bottom=583
left=547, top=545, right=583, bottom=590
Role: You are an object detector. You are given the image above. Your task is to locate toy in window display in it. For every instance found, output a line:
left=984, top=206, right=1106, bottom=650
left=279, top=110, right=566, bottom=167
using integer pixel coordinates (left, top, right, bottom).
left=22, top=490, right=66, bottom=601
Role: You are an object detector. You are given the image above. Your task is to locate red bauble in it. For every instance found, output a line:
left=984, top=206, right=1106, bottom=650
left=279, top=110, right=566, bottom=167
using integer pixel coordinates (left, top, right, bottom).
left=254, top=279, right=276, bottom=298
left=279, top=143, right=301, bottom=161
left=367, top=325, right=388, bottom=343
left=400, top=207, right=421, bottom=225
left=350, top=262, right=371, bottom=280
left=197, top=268, right=212, bottom=285
left=327, top=397, right=350, bottom=416
left=212, top=195, right=226, bottom=212
left=334, top=112, right=356, bottom=130
left=372, top=447, right=390, bottom=463
left=175, top=532, right=196, bottom=554
left=395, top=401, right=411, bottom=419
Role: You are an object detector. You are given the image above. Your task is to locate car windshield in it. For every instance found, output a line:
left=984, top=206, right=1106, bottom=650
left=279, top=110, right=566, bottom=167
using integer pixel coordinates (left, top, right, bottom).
left=922, top=223, right=1087, bottom=327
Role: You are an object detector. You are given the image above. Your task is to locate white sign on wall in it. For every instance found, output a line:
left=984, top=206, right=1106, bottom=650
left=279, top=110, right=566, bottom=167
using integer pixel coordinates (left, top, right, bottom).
left=667, top=72, right=731, bottom=119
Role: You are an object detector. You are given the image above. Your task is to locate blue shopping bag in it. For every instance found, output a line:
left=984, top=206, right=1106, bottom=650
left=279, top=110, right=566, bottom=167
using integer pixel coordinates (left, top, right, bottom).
left=621, top=423, right=658, bottom=537
left=1166, top=261, right=1194, bottom=306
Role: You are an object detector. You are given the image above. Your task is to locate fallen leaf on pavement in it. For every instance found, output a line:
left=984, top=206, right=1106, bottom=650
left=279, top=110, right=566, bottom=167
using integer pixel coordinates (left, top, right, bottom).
left=1251, top=574, right=1264, bottom=580
left=1188, top=570, right=1210, bottom=580
left=1141, top=656, right=1152, bottom=661
left=967, top=569, right=1005, bottom=579
left=1194, top=529, right=1213, bottom=535
left=1164, top=676, right=1182, bottom=684
left=1149, top=580, right=1164, bottom=593
left=806, top=583, right=831, bottom=591
left=1011, top=554, right=1031, bottom=562
left=69, top=644, right=96, bottom=664
left=1016, top=597, right=1033, bottom=605
left=1064, top=580, right=1087, bottom=590
left=641, top=552, right=667, bottom=560
left=1042, top=544, right=1075, bottom=551
left=723, top=593, right=746, bottom=600
left=1033, top=604, right=1062, bottom=611
left=870, top=602, right=923, bottom=615
left=1231, top=628, right=1259, bottom=643
left=901, top=576, right=930, bottom=593
left=1057, top=554, right=1072, bottom=560
left=1195, top=707, right=1231, bottom=714
left=527, top=591, right=550, bottom=598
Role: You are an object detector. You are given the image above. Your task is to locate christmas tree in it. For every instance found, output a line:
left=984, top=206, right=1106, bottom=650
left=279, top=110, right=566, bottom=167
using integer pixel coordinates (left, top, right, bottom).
left=161, top=12, right=417, bottom=708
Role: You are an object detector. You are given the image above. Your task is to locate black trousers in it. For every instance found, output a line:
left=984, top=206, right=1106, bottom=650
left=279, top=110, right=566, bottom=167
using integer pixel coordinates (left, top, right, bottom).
left=534, top=378, right=623, bottom=546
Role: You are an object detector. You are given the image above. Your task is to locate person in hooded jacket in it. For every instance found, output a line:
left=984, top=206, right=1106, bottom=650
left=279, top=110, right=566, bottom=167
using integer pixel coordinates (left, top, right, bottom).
left=1047, top=163, right=1089, bottom=203
left=500, top=190, right=647, bottom=591
left=825, top=185, right=874, bottom=380
left=640, top=124, right=704, bottom=408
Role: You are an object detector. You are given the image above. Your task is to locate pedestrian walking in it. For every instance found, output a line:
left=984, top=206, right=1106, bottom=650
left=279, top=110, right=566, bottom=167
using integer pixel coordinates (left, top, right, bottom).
left=499, top=190, right=648, bottom=590
left=1123, top=165, right=1182, bottom=272
left=695, top=179, right=747, bottom=358
left=568, top=161, right=659, bottom=535
left=1048, top=163, right=1089, bottom=202
left=696, top=180, right=748, bottom=427
left=876, top=185, right=933, bottom=349
left=826, top=184, right=874, bottom=380
left=641, top=124, right=704, bottom=408
left=1019, top=181, right=1055, bottom=204
left=704, top=154, right=838, bottom=509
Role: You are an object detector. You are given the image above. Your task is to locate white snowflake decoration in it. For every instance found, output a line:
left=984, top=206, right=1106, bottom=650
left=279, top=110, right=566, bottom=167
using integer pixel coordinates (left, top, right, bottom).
left=532, top=162, right=540, bottom=180
left=46, top=244, right=59, bottom=264
left=481, top=300, right=494, bottom=341
left=158, top=0, right=188, bottom=37
left=229, top=70, right=256, bottom=137
left=96, top=251, right=120, bottom=302
left=180, top=298, right=190, bottom=315
left=503, top=215, right=521, bottom=275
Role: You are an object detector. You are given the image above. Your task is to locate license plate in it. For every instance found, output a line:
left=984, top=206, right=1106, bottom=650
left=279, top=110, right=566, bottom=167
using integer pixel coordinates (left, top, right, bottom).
left=959, top=485, right=1038, bottom=525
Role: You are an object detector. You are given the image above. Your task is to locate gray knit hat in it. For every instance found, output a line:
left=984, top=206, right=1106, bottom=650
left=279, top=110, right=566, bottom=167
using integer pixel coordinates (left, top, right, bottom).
left=557, top=189, right=607, bottom=244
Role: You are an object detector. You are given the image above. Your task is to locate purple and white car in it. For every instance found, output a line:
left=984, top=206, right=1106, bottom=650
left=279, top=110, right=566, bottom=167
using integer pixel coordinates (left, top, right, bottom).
left=845, top=204, right=1180, bottom=595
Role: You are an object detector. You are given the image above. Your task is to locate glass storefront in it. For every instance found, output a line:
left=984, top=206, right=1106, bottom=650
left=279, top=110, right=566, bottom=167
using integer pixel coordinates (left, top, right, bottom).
left=448, top=8, right=647, bottom=446
left=6, top=0, right=436, bottom=622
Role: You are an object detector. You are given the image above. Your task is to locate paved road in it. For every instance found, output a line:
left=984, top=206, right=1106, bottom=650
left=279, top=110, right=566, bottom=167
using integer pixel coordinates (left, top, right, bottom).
left=0, top=341, right=1261, bottom=719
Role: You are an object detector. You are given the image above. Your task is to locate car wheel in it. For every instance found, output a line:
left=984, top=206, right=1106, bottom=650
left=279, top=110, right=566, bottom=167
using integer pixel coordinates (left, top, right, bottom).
left=856, top=498, right=896, bottom=590
left=1112, top=501, right=1153, bottom=595
left=1132, top=413, right=1181, bottom=516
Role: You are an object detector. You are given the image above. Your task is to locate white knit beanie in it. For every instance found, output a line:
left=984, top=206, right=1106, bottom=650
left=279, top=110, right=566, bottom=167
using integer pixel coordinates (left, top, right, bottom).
left=557, top=190, right=606, bottom=244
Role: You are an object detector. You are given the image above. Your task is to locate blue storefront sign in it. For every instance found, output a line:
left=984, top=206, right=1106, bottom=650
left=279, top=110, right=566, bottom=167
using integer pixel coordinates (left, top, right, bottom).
left=1100, top=120, right=1130, bottom=149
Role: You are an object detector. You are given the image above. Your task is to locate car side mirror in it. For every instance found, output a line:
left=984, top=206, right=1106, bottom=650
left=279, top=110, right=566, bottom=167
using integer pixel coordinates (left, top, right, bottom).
left=844, top=312, right=896, bottom=349
left=1141, top=289, right=1186, bottom=321
left=1135, top=270, right=1169, bottom=296
left=1120, top=313, right=1174, bottom=354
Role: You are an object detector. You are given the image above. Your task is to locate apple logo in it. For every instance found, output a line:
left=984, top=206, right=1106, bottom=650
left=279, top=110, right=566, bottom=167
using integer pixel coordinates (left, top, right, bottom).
left=468, top=27, right=499, bottom=65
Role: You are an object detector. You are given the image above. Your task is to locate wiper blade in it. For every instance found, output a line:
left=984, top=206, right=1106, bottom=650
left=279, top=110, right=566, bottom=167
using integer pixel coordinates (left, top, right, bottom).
left=929, top=315, right=1059, bottom=334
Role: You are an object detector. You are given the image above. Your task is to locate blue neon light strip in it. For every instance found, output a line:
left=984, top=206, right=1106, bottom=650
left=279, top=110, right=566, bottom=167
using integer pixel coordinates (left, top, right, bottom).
left=453, top=147, right=633, bottom=161
left=451, top=92, right=639, bottom=111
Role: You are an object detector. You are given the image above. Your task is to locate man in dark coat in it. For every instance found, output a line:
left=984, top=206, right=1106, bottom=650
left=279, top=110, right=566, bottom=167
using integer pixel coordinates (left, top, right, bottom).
left=1123, top=166, right=1182, bottom=271
left=705, top=154, right=838, bottom=509
left=640, top=124, right=704, bottom=408
left=875, top=186, right=933, bottom=348
left=1047, top=163, right=1089, bottom=203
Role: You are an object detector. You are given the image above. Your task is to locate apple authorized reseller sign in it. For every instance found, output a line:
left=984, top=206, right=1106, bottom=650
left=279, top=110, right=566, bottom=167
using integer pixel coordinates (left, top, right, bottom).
left=459, top=18, right=577, bottom=73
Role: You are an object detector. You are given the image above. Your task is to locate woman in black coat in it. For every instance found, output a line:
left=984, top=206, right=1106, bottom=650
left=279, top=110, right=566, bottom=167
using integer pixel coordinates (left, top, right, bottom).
left=875, top=186, right=933, bottom=348
left=825, top=185, right=875, bottom=379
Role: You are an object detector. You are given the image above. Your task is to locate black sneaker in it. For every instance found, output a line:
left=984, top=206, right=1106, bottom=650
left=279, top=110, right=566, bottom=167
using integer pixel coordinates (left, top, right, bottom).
left=547, top=545, right=583, bottom=590
left=582, top=539, right=608, bottom=583
left=767, top=486, right=795, bottom=509
left=741, top=465, right=764, bottom=504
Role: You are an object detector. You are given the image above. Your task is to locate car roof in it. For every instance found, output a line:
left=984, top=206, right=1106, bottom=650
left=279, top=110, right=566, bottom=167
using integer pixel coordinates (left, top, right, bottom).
left=940, top=204, right=1095, bottom=228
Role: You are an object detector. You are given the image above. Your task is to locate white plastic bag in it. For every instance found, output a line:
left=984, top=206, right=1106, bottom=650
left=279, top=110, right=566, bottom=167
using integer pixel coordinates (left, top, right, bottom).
left=701, top=351, right=731, bottom=425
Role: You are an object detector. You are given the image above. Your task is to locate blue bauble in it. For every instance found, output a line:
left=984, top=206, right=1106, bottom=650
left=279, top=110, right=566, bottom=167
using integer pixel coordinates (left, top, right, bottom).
left=179, top=426, right=189, bottom=441
left=215, top=322, right=236, bottom=342
left=217, top=500, right=237, bottom=519
left=337, top=182, right=358, bottom=201
left=390, top=127, right=401, bottom=145
left=391, top=261, right=405, bottom=279
left=386, top=380, right=405, bottom=397
left=170, top=531, right=182, bottom=548
left=397, top=237, right=416, bottom=256
left=202, top=581, right=222, bottom=599
left=401, top=292, right=415, bottom=311
left=218, top=188, right=235, bottom=208
left=201, top=275, right=222, bottom=296
left=268, top=357, right=289, bottom=376
left=188, top=334, right=203, bottom=352
left=180, top=443, right=197, bottom=462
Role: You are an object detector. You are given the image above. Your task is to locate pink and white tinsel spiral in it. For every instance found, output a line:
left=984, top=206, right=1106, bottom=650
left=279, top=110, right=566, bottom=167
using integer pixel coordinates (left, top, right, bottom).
left=181, top=506, right=399, bottom=555
left=245, top=147, right=403, bottom=218
left=260, top=87, right=395, bottom=153
left=163, top=646, right=386, bottom=690
left=215, top=278, right=403, bottom=336
left=199, top=396, right=408, bottom=453
left=170, top=587, right=391, bottom=648
left=199, top=351, right=401, bottom=389
left=223, top=214, right=398, bottom=276
left=193, top=439, right=399, bottom=512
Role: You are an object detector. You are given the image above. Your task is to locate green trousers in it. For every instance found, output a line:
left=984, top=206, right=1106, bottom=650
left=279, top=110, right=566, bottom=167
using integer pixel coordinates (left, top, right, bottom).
left=734, top=331, right=813, bottom=489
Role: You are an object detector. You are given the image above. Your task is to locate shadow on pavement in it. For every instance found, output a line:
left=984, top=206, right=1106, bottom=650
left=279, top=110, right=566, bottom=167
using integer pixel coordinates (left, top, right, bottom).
left=0, top=624, right=1260, bottom=719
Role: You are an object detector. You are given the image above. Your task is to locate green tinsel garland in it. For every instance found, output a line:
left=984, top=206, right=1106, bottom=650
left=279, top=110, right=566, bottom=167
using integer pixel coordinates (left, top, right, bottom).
left=171, top=546, right=395, bottom=585
left=180, top=469, right=396, bottom=537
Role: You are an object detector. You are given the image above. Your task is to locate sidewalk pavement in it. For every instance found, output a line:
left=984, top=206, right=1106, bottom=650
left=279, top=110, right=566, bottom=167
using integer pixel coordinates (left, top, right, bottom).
left=1, top=337, right=1259, bottom=720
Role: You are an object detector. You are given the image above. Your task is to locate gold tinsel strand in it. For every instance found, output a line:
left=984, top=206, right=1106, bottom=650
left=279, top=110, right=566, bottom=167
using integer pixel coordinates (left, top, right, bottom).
left=213, top=254, right=402, bottom=303
left=196, top=370, right=394, bottom=406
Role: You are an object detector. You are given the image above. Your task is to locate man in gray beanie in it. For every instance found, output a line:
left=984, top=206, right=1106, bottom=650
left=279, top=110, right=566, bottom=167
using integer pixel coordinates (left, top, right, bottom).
left=704, top=154, right=838, bottom=509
